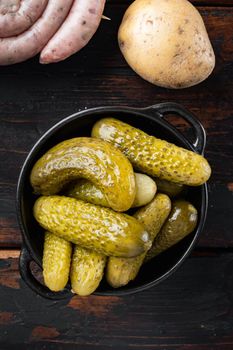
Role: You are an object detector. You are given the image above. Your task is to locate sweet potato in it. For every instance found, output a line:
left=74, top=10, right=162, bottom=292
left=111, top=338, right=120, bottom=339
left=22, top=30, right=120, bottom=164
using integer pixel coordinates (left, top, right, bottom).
left=0, top=0, right=73, bottom=65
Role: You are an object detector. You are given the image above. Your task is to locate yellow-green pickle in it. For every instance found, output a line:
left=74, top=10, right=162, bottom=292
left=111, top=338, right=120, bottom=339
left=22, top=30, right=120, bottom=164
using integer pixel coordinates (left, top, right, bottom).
left=67, top=173, right=157, bottom=208
left=106, top=194, right=171, bottom=288
left=43, top=232, right=72, bottom=292
left=30, top=137, right=136, bottom=212
left=155, top=178, right=184, bottom=197
left=146, top=200, right=198, bottom=261
left=34, top=196, right=151, bottom=258
left=67, top=179, right=109, bottom=207
left=92, top=118, right=211, bottom=186
left=70, top=246, right=106, bottom=296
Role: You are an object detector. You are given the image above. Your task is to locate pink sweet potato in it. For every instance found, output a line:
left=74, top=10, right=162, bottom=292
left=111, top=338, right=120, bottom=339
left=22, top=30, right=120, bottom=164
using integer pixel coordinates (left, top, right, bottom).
left=40, top=0, right=106, bottom=64
left=0, top=0, right=73, bottom=65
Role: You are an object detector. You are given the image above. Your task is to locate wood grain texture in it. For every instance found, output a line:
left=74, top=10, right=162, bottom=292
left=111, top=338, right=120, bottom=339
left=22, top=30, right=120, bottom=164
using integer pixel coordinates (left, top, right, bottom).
left=0, top=5, right=232, bottom=248
left=110, top=0, right=233, bottom=6
left=0, top=253, right=233, bottom=348
left=0, top=2, right=232, bottom=348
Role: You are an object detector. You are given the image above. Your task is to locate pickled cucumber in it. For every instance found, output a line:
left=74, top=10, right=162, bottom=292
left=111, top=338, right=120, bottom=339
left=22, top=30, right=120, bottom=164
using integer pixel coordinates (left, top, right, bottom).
left=133, top=173, right=157, bottom=207
left=92, top=118, right=211, bottom=186
left=30, top=137, right=136, bottom=212
left=155, top=178, right=184, bottom=197
left=146, top=200, right=198, bottom=261
left=43, top=232, right=72, bottom=292
left=70, top=246, right=106, bottom=296
left=106, top=194, right=171, bottom=288
left=67, top=173, right=156, bottom=208
left=34, top=196, right=151, bottom=258
left=67, top=179, right=109, bottom=207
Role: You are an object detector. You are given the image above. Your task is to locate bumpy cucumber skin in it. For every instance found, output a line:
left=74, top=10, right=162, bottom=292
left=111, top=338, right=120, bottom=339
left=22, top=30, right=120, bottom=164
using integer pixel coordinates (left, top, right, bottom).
left=92, top=118, right=211, bottom=186
left=70, top=246, right=106, bottom=296
left=34, top=196, right=151, bottom=258
left=67, top=173, right=156, bottom=208
left=30, top=137, right=136, bottom=212
left=146, top=200, right=198, bottom=261
left=155, top=178, right=184, bottom=197
left=67, top=179, right=109, bottom=207
left=43, top=232, right=72, bottom=292
left=106, top=194, right=171, bottom=288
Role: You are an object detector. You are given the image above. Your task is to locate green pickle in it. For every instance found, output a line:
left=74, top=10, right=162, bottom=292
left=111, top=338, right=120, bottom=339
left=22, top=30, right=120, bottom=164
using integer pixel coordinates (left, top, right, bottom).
left=70, top=246, right=106, bottom=296
left=34, top=196, right=151, bottom=258
left=30, top=137, right=136, bottom=212
left=67, top=173, right=156, bottom=208
left=106, top=194, right=171, bottom=288
left=155, top=178, right=184, bottom=197
left=67, top=179, right=111, bottom=207
left=43, top=232, right=72, bottom=292
left=146, top=200, right=198, bottom=261
left=92, top=118, right=211, bottom=186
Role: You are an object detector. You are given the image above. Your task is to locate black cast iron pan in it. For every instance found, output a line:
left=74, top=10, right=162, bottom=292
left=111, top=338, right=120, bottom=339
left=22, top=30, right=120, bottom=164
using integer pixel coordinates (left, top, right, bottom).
left=17, top=102, right=208, bottom=299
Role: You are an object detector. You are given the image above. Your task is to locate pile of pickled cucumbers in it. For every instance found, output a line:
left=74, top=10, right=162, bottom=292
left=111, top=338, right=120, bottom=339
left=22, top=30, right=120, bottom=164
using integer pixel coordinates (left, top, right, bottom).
left=31, top=118, right=211, bottom=296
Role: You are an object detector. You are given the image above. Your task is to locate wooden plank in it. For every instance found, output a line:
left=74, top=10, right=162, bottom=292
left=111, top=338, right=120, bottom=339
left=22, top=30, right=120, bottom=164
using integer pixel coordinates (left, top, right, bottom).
left=0, top=7, right=231, bottom=155
left=0, top=253, right=232, bottom=348
left=108, top=0, right=233, bottom=6
left=0, top=6, right=232, bottom=248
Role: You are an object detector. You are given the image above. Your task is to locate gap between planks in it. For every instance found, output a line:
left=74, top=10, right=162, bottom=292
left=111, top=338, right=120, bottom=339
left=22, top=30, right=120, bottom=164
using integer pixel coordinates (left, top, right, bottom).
left=108, top=0, right=233, bottom=7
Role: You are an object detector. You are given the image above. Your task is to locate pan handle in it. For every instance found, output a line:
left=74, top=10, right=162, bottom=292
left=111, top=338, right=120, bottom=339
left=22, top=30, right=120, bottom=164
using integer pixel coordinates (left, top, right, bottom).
left=143, top=102, right=206, bottom=154
left=19, top=244, right=72, bottom=300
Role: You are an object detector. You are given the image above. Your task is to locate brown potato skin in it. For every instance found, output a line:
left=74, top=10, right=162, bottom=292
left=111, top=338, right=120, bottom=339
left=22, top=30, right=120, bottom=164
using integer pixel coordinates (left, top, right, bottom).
left=118, top=0, right=215, bottom=89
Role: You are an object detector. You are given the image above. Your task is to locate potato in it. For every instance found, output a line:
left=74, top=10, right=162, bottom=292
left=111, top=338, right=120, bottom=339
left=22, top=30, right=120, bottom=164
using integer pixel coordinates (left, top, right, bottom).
left=118, top=0, right=215, bottom=89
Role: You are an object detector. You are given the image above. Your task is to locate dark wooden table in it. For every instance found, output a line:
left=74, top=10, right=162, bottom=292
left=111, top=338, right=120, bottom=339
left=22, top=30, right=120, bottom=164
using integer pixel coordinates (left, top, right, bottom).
left=0, top=1, right=233, bottom=349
